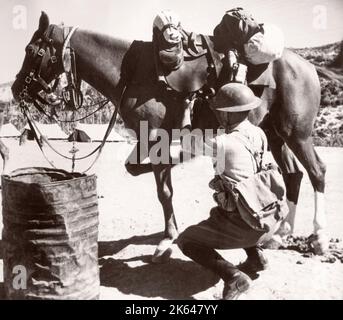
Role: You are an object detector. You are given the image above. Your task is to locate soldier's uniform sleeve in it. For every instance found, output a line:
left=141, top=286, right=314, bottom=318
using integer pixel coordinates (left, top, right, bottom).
left=260, top=128, right=268, bottom=158
left=263, top=133, right=268, bottom=153
left=181, top=130, right=218, bottom=158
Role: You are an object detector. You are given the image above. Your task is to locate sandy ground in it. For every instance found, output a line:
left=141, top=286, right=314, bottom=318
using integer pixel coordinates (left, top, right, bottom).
left=0, top=138, right=342, bottom=300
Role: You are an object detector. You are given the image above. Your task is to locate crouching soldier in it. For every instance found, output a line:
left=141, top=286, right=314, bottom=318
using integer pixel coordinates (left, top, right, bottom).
left=177, top=83, right=288, bottom=299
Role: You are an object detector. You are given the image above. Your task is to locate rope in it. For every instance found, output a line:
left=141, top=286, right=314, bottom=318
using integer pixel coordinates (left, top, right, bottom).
left=25, top=105, right=117, bottom=161
left=24, top=104, right=119, bottom=173
left=56, top=99, right=110, bottom=123
left=23, top=108, right=57, bottom=169
left=32, top=97, right=110, bottom=123
left=81, top=103, right=119, bottom=173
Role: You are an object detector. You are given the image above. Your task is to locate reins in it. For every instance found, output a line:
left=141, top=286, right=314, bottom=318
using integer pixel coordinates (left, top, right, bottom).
left=20, top=25, right=120, bottom=173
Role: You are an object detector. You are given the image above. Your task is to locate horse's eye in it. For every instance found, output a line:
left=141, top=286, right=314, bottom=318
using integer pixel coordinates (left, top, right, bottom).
left=26, top=45, right=35, bottom=56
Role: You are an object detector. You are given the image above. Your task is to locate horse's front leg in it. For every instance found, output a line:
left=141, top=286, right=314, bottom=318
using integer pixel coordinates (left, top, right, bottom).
left=286, top=137, right=328, bottom=254
left=262, top=123, right=303, bottom=246
left=151, top=162, right=178, bottom=263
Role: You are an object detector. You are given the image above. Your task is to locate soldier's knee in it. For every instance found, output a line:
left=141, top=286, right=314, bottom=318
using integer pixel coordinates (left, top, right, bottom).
left=177, top=236, right=192, bottom=255
left=176, top=235, right=185, bottom=252
left=176, top=228, right=191, bottom=250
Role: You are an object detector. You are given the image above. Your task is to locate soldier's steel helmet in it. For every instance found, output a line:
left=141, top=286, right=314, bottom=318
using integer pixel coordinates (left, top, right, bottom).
left=213, top=83, right=261, bottom=112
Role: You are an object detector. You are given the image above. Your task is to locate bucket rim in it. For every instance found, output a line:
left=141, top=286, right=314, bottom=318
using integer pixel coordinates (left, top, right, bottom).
left=1, top=167, right=97, bottom=187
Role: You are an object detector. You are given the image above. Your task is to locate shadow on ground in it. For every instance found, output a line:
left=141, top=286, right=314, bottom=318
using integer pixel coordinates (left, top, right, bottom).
left=99, top=233, right=220, bottom=299
left=99, top=255, right=219, bottom=300
left=98, top=232, right=164, bottom=257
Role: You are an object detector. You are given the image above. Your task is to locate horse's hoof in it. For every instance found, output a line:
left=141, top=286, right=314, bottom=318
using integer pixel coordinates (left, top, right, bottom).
left=276, top=221, right=292, bottom=237
left=309, top=232, right=329, bottom=255
left=151, top=239, right=174, bottom=264
left=262, top=234, right=283, bottom=250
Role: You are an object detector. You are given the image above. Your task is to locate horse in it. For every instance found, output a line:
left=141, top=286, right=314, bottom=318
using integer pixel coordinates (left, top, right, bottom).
left=11, top=12, right=328, bottom=261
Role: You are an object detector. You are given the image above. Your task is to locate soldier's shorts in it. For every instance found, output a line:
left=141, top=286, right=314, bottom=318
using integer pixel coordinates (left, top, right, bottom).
left=177, top=206, right=281, bottom=250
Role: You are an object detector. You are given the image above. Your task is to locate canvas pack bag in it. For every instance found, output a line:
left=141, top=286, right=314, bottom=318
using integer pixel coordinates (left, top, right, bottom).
left=234, top=163, right=288, bottom=232
left=232, top=134, right=288, bottom=231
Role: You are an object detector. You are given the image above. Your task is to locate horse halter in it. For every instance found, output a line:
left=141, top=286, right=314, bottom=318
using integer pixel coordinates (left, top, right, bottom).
left=17, top=26, right=60, bottom=106
left=16, top=24, right=115, bottom=173
left=17, top=25, right=82, bottom=116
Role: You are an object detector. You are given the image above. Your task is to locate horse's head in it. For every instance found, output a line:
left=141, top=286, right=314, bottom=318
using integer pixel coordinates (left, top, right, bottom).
left=12, top=12, right=64, bottom=104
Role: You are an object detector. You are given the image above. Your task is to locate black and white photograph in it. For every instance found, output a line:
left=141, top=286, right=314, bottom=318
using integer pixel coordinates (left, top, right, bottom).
left=0, top=0, right=342, bottom=302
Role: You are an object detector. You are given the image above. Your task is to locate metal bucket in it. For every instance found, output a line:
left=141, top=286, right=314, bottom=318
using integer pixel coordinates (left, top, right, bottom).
left=1, top=167, right=99, bottom=300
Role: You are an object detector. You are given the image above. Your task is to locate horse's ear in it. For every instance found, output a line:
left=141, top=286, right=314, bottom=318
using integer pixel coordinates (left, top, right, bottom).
left=38, top=11, right=49, bottom=33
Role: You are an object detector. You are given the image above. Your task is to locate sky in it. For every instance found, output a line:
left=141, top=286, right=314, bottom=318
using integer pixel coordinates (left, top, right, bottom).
left=0, top=0, right=342, bottom=83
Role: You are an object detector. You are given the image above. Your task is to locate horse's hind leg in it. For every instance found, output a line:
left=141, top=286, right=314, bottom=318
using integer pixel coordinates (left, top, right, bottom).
left=279, top=144, right=303, bottom=234
left=269, top=55, right=327, bottom=253
left=267, top=109, right=328, bottom=254
left=285, top=136, right=328, bottom=253
left=262, top=119, right=303, bottom=237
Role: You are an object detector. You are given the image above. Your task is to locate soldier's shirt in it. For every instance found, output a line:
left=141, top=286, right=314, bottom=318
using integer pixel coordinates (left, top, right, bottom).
left=182, top=119, right=268, bottom=184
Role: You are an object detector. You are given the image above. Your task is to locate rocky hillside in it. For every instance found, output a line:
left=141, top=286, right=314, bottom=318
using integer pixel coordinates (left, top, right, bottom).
left=294, top=41, right=343, bottom=146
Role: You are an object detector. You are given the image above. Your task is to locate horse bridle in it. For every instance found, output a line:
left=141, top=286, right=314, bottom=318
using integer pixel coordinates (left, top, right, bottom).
left=18, top=26, right=60, bottom=105
left=17, top=24, right=119, bottom=173
left=17, top=25, right=83, bottom=115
